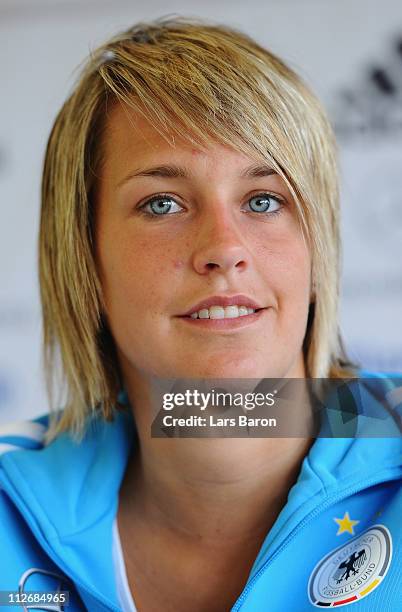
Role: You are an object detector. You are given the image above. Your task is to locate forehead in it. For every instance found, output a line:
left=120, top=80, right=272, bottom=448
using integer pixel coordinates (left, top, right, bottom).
left=99, top=102, right=261, bottom=178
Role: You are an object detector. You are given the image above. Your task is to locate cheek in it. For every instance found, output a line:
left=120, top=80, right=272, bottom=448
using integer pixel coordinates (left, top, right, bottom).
left=257, top=242, right=311, bottom=333
left=257, top=234, right=311, bottom=286
left=284, top=246, right=311, bottom=303
left=99, top=232, right=184, bottom=309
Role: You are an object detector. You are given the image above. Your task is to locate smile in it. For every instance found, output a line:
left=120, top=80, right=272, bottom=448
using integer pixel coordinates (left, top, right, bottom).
left=177, top=307, right=267, bottom=330
left=188, top=305, right=257, bottom=319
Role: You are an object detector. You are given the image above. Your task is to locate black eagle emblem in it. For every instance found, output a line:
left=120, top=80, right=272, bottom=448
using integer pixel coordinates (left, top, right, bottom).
left=334, top=549, right=367, bottom=583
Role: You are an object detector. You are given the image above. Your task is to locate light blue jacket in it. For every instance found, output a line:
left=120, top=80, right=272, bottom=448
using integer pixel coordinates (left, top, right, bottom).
left=0, top=374, right=401, bottom=611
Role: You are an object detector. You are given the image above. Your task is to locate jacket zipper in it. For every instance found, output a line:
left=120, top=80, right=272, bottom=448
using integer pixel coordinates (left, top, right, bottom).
left=231, top=469, right=402, bottom=611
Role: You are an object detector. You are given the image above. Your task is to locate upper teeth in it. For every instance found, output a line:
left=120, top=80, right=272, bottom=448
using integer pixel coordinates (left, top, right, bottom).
left=190, top=305, right=256, bottom=319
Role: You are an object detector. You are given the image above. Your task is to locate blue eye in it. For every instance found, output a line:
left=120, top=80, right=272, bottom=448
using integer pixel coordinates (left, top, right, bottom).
left=141, top=195, right=183, bottom=216
left=246, top=193, right=282, bottom=213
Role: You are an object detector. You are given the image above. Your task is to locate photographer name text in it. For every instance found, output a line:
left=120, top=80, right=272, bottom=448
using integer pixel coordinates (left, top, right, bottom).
left=162, top=414, right=277, bottom=428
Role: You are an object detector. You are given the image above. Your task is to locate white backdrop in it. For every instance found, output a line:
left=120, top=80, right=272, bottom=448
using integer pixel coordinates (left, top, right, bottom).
left=1, top=0, right=401, bottom=422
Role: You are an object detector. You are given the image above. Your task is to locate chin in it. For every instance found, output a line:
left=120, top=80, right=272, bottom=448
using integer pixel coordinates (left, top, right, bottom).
left=175, top=359, right=285, bottom=380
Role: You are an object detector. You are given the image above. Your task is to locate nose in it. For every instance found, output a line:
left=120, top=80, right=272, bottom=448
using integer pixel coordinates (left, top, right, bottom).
left=191, top=207, right=250, bottom=276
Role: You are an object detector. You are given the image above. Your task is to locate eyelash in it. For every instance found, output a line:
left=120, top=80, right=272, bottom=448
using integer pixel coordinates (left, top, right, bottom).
left=137, top=192, right=285, bottom=220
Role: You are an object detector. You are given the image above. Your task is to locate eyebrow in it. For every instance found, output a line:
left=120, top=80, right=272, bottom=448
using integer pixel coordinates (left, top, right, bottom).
left=118, top=162, right=276, bottom=187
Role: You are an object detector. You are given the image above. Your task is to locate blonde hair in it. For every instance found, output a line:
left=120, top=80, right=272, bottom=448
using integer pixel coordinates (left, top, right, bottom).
left=40, top=15, right=355, bottom=444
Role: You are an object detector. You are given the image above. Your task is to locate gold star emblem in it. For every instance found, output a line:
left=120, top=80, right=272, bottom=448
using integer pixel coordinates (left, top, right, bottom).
left=334, top=511, right=360, bottom=536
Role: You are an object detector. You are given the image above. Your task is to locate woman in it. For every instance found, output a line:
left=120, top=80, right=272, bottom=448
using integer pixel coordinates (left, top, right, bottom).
left=0, top=17, right=401, bottom=612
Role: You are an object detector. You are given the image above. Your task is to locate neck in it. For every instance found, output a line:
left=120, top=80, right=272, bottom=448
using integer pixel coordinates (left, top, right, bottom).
left=119, top=372, right=313, bottom=545
left=120, top=436, right=312, bottom=545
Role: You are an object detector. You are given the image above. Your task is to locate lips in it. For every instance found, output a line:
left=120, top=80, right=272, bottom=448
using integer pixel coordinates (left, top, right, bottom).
left=178, top=294, right=264, bottom=317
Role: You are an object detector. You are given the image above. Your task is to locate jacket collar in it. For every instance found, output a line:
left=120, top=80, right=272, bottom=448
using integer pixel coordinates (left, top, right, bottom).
left=0, top=407, right=135, bottom=608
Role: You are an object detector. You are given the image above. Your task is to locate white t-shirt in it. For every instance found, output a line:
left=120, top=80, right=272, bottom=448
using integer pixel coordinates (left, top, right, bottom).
left=112, top=517, right=138, bottom=612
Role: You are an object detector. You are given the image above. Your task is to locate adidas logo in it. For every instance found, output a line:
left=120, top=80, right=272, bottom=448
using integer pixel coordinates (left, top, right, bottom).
left=331, top=34, right=402, bottom=139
